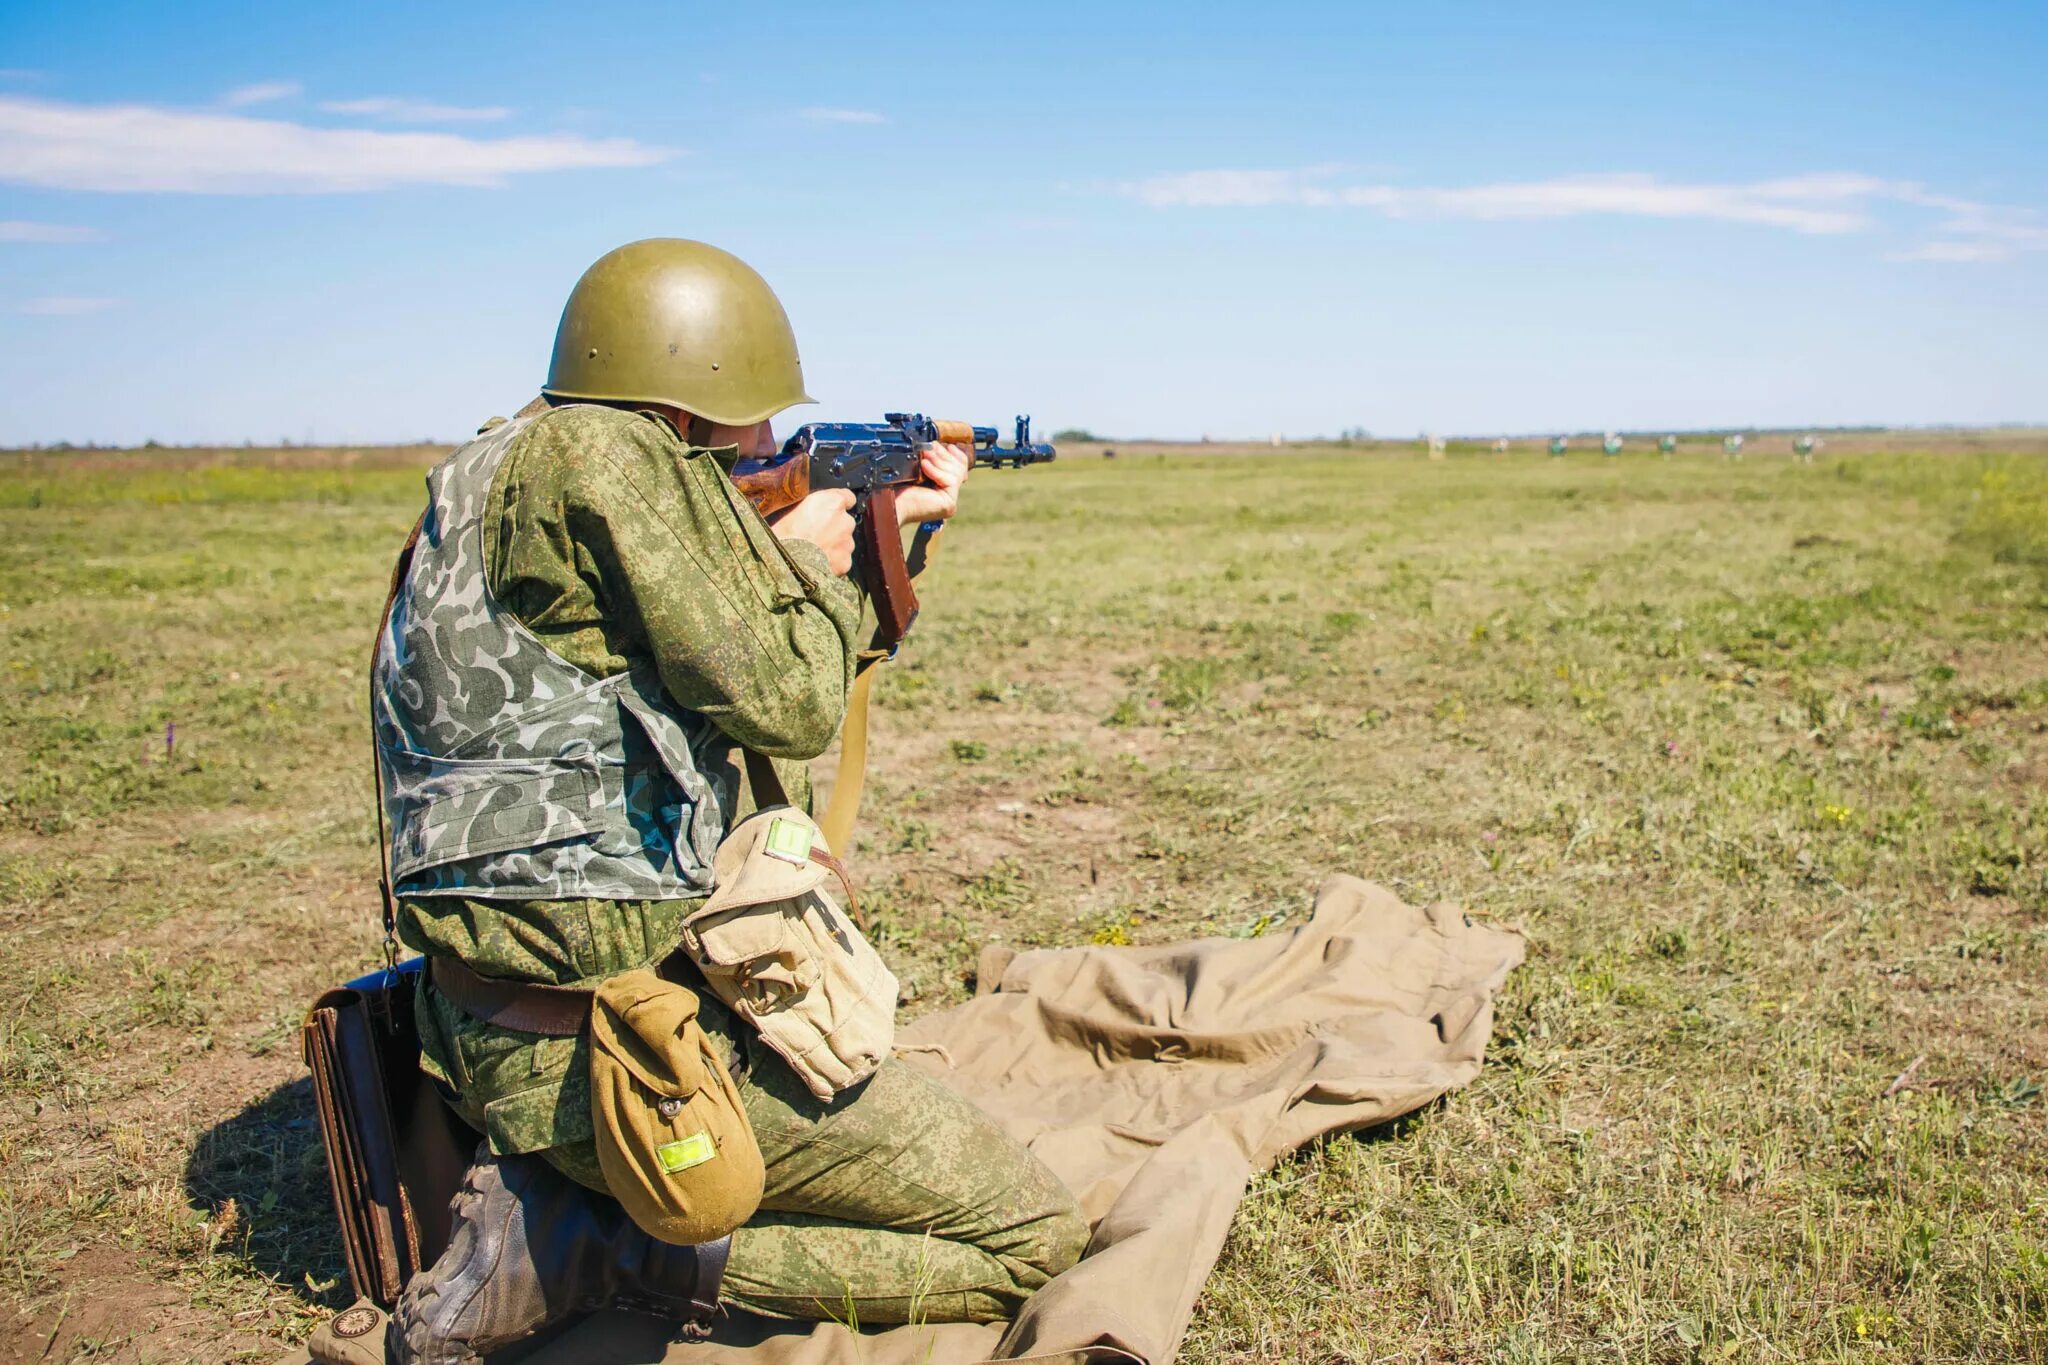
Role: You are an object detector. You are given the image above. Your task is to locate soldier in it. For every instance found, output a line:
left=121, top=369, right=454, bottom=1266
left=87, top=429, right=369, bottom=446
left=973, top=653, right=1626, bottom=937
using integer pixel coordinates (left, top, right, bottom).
left=314, top=240, right=1086, bottom=1363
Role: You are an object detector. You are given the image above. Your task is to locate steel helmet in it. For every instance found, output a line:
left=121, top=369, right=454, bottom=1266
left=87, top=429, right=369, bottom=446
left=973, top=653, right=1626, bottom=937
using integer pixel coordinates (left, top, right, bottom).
left=542, top=239, right=814, bottom=426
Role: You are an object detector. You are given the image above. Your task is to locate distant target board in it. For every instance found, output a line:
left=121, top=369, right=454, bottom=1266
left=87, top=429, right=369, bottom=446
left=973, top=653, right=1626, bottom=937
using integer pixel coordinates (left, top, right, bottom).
left=1603, top=433, right=1623, bottom=457
left=1549, top=437, right=1568, bottom=456
left=1723, top=434, right=1745, bottom=458
left=1658, top=435, right=1678, bottom=455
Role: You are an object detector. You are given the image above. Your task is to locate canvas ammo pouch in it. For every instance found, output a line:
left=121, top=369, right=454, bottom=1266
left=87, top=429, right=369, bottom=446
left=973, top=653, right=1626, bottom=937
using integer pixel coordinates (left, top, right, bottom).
left=588, top=968, right=765, bottom=1245
left=681, top=805, right=897, bottom=1102
left=430, top=953, right=764, bottom=1247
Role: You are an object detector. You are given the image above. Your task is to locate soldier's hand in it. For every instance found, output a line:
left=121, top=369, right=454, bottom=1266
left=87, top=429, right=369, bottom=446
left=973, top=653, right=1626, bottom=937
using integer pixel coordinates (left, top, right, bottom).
left=894, top=442, right=971, bottom=528
left=769, top=488, right=857, bottom=575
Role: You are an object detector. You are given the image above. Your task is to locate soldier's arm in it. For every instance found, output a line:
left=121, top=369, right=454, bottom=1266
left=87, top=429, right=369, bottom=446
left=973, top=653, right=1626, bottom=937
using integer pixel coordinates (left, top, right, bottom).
left=499, top=409, right=864, bottom=759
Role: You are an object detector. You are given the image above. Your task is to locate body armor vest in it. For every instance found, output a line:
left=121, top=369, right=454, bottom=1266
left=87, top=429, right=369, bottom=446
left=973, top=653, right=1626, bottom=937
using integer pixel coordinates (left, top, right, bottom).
left=373, top=413, right=728, bottom=901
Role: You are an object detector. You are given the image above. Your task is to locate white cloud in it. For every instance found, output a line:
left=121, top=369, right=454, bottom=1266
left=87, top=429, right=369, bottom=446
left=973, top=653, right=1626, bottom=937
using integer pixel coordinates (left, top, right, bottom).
left=1123, top=168, right=1891, bottom=233
left=1887, top=188, right=2048, bottom=262
left=0, top=95, right=670, bottom=193
left=220, top=81, right=301, bottom=108
left=0, top=219, right=103, bottom=243
left=799, top=107, right=887, bottom=125
left=1119, top=166, right=2048, bottom=261
left=1889, top=241, right=2013, bottom=264
left=19, top=295, right=117, bottom=315
left=320, top=97, right=512, bottom=123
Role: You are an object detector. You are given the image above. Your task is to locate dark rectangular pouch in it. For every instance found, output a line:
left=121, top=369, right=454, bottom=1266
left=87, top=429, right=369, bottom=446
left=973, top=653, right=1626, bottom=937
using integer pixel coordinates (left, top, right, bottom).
left=302, top=956, right=474, bottom=1308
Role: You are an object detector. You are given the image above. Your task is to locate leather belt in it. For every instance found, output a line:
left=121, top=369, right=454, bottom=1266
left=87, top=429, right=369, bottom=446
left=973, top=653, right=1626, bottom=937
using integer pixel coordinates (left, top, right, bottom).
left=429, top=956, right=596, bottom=1038
left=428, top=949, right=712, bottom=1039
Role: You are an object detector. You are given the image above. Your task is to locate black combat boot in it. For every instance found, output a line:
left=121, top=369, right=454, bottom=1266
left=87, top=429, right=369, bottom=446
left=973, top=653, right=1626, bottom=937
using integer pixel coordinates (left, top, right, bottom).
left=392, top=1142, right=729, bottom=1365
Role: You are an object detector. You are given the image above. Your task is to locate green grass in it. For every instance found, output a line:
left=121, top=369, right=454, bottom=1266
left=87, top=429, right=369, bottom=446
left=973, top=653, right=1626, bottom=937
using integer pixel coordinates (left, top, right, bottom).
left=0, top=439, right=2043, bottom=1360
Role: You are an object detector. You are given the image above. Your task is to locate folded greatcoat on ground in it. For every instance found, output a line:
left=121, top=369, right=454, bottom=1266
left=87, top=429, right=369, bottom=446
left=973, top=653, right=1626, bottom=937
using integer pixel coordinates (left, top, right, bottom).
left=499, top=873, right=1526, bottom=1364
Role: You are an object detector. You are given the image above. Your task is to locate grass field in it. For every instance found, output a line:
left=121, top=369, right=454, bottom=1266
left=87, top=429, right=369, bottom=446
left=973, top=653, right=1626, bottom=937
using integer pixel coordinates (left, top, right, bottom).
left=1, top=433, right=2044, bottom=1362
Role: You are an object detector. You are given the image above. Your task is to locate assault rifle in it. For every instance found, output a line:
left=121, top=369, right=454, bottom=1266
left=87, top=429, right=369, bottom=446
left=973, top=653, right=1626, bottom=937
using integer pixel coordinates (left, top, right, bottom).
left=732, top=414, right=1055, bottom=647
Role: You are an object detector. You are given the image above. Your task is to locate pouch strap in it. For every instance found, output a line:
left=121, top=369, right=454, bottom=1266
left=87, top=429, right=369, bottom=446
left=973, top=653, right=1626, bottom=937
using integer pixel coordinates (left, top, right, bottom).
left=741, top=747, right=790, bottom=811
left=692, top=1233, right=733, bottom=1321
left=430, top=956, right=592, bottom=1038
left=807, top=847, right=862, bottom=929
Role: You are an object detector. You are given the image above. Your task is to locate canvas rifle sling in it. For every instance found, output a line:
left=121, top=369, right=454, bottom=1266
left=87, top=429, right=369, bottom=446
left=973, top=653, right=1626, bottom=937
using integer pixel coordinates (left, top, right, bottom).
left=818, top=519, right=939, bottom=854
left=817, top=655, right=880, bottom=855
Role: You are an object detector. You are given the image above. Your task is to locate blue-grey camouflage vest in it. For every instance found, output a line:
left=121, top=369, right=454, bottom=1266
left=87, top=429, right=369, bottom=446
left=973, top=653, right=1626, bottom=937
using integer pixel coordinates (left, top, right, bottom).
left=373, top=413, right=729, bottom=901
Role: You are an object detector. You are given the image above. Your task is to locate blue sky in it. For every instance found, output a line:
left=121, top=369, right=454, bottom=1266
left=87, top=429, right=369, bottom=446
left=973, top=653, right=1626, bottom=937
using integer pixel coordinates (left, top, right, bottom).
left=1, top=0, right=2044, bottom=445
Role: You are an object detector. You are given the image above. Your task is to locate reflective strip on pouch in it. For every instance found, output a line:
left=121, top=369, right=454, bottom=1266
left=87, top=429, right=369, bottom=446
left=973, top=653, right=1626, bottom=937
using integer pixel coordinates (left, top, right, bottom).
left=763, top=816, right=814, bottom=865
left=658, top=1132, right=719, bottom=1174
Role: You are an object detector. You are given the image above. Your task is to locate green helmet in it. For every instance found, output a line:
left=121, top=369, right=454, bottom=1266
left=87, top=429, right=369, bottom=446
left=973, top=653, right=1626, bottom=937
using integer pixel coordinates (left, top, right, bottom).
left=542, top=239, right=814, bottom=426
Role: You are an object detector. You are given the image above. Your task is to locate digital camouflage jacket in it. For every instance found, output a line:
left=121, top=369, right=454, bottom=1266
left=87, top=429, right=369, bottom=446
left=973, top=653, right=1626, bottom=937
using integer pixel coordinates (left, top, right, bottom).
left=387, top=403, right=864, bottom=1158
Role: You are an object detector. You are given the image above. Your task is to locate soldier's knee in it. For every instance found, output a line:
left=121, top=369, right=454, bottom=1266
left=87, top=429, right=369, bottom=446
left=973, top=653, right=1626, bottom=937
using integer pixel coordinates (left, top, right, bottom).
left=1035, top=1201, right=1089, bottom=1282
left=972, top=1202, right=1087, bottom=1321
left=1012, top=1184, right=1089, bottom=1289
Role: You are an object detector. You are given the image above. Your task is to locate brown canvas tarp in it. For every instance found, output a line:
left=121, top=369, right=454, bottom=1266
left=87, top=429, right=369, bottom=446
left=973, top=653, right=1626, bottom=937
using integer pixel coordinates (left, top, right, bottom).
left=288, top=875, right=1524, bottom=1365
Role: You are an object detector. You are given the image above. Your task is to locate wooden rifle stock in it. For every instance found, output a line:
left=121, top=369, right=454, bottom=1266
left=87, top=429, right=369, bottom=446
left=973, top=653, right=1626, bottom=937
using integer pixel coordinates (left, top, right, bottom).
left=731, top=456, right=813, bottom=517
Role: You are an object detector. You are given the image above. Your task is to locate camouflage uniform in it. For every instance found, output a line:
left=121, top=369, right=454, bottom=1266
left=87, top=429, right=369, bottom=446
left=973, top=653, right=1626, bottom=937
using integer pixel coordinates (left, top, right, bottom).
left=382, top=404, right=1083, bottom=1323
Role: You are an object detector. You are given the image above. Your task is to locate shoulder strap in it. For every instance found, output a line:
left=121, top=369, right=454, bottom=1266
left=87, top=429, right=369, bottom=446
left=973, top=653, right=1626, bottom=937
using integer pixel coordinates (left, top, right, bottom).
left=369, top=511, right=427, bottom=971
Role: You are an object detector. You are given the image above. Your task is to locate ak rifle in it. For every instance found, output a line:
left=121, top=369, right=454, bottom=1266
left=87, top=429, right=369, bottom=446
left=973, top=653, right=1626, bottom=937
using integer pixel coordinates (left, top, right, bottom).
left=732, top=413, right=1055, bottom=647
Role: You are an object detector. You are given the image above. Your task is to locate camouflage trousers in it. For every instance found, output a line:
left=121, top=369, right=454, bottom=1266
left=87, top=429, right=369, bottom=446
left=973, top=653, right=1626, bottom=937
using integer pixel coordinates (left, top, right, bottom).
left=541, top=1025, right=1089, bottom=1324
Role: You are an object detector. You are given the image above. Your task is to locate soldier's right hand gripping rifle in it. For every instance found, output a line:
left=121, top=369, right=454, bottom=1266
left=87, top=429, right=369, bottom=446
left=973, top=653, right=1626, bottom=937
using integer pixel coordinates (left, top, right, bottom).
left=730, top=413, right=1055, bottom=652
